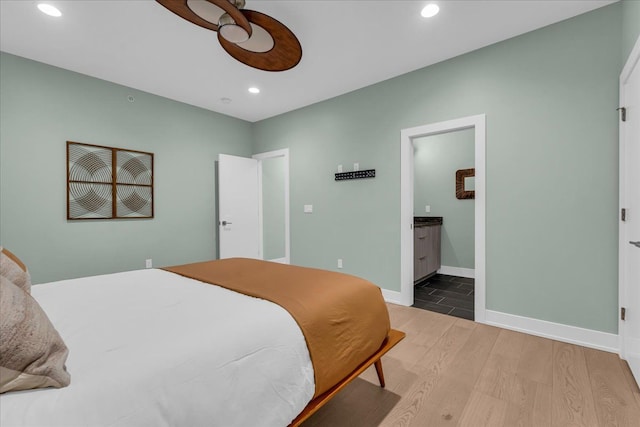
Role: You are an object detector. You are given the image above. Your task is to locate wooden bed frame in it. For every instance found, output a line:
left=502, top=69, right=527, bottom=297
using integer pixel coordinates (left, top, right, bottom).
left=289, top=329, right=406, bottom=426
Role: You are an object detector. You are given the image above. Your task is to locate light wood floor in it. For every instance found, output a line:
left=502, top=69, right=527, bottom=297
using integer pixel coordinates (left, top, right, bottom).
left=302, top=303, right=640, bottom=427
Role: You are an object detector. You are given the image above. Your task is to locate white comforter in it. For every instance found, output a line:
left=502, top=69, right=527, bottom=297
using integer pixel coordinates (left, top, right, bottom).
left=0, top=269, right=315, bottom=427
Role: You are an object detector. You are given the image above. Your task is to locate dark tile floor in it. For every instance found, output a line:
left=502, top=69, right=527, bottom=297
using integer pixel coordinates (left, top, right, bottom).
left=413, top=274, right=474, bottom=320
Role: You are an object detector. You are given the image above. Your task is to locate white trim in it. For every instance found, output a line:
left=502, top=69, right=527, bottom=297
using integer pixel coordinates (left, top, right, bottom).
left=381, top=289, right=404, bottom=305
left=267, top=257, right=287, bottom=264
left=437, top=266, right=475, bottom=279
left=400, top=114, right=486, bottom=321
left=619, top=34, right=640, bottom=366
left=252, top=148, right=291, bottom=264
left=485, top=310, right=619, bottom=354
left=255, top=159, right=264, bottom=259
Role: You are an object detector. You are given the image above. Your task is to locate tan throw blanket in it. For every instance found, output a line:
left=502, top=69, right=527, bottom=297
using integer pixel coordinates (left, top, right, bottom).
left=163, top=258, right=390, bottom=398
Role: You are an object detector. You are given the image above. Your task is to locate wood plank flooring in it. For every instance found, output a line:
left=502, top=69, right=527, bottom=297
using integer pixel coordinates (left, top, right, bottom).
left=301, top=303, right=640, bottom=427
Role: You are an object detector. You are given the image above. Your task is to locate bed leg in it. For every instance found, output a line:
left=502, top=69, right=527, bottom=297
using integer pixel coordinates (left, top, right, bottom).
left=374, top=359, right=385, bottom=388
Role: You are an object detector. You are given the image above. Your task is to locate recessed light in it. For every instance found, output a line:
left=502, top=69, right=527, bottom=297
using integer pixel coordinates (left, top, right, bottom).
left=37, top=3, right=62, bottom=17
left=421, top=3, right=439, bottom=18
left=248, top=87, right=260, bottom=94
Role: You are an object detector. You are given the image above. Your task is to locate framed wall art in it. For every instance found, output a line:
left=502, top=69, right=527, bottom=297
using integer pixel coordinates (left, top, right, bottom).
left=67, top=141, right=154, bottom=220
left=455, top=168, right=475, bottom=200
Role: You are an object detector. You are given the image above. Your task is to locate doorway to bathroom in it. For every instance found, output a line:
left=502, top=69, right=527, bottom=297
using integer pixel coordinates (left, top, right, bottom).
left=413, top=128, right=475, bottom=320
left=400, top=114, right=486, bottom=323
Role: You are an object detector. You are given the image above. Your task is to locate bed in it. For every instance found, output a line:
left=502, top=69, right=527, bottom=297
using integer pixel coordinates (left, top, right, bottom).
left=0, top=256, right=404, bottom=426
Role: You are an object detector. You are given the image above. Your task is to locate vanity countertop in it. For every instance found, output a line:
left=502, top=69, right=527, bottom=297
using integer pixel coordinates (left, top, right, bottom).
left=414, top=216, right=443, bottom=227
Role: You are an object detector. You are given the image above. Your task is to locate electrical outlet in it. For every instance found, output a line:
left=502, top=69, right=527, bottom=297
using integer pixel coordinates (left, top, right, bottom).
left=145, top=259, right=152, bottom=269
left=337, top=259, right=343, bottom=269
left=353, top=162, right=359, bottom=171
left=425, top=205, right=431, bottom=213
left=337, top=164, right=343, bottom=173
left=304, top=205, right=313, bottom=213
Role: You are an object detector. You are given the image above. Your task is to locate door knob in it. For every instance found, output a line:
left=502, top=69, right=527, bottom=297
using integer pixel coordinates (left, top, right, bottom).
left=220, top=220, right=233, bottom=226
left=630, top=241, right=640, bottom=248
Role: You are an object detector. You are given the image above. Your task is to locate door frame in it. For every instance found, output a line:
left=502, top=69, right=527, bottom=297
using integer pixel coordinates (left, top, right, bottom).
left=618, top=35, right=640, bottom=361
left=400, top=114, right=486, bottom=322
left=252, top=148, right=291, bottom=264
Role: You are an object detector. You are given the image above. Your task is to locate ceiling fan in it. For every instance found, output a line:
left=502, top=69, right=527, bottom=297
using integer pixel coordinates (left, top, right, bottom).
left=156, top=0, right=302, bottom=72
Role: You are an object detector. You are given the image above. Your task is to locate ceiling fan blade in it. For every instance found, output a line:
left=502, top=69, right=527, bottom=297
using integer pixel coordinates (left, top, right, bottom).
left=236, top=23, right=274, bottom=53
left=156, top=0, right=251, bottom=37
left=185, top=0, right=225, bottom=27
left=218, top=10, right=302, bottom=72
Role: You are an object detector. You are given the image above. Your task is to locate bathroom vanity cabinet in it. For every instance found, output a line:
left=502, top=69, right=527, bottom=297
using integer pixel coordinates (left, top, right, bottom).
left=414, top=217, right=442, bottom=282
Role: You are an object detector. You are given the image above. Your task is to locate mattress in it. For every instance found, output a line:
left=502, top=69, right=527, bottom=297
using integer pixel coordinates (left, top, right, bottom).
left=164, top=257, right=391, bottom=398
left=0, top=269, right=315, bottom=427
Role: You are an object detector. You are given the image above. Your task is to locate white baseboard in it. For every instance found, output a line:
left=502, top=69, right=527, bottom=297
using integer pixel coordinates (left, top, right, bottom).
left=382, top=289, right=408, bottom=306
left=437, top=266, right=475, bottom=278
left=267, top=257, right=287, bottom=264
left=484, top=310, right=619, bottom=354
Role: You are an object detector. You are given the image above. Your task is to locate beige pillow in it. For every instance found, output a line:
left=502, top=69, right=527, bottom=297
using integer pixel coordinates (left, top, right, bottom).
left=0, top=279, right=70, bottom=393
left=0, top=247, right=31, bottom=294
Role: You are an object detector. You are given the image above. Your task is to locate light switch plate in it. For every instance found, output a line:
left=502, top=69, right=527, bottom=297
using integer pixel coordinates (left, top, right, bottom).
left=304, top=204, right=313, bottom=213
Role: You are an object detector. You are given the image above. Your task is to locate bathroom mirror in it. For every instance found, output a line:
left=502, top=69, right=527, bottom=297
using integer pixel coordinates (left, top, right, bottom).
left=456, top=168, right=475, bottom=199
left=465, top=176, right=475, bottom=191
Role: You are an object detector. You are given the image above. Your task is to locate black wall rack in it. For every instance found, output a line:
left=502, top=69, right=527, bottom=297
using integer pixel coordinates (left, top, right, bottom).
left=335, top=169, right=376, bottom=181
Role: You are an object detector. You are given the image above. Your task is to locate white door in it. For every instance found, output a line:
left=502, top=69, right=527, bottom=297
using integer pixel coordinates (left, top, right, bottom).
left=218, top=154, right=261, bottom=259
left=620, top=41, right=640, bottom=385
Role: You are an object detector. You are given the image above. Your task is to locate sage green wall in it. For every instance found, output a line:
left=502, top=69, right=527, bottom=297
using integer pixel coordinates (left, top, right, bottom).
left=0, top=53, right=252, bottom=284
left=622, top=0, right=640, bottom=60
left=414, top=129, right=474, bottom=270
left=262, top=156, right=285, bottom=260
left=253, top=4, right=622, bottom=333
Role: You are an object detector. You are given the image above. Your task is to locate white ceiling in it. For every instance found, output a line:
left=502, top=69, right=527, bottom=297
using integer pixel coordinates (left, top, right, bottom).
left=0, top=0, right=616, bottom=122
